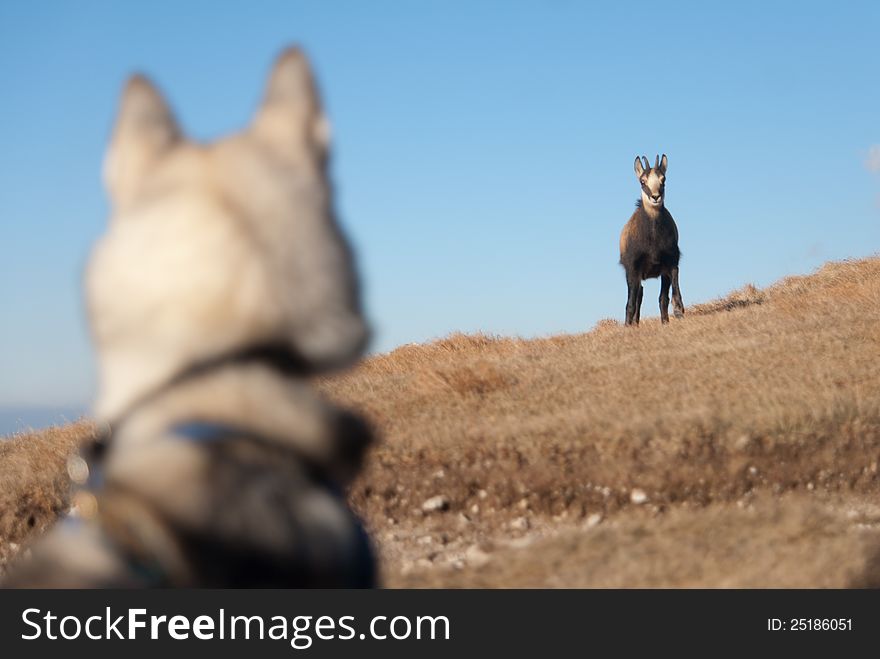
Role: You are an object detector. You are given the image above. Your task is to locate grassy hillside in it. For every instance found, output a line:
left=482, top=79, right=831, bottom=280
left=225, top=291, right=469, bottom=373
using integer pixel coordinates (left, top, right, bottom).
left=324, top=255, right=880, bottom=585
left=3, top=256, right=880, bottom=586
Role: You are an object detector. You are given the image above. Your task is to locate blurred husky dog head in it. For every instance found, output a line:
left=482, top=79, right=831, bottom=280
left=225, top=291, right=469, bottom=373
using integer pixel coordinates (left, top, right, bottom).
left=89, top=47, right=367, bottom=421
left=2, top=48, right=375, bottom=589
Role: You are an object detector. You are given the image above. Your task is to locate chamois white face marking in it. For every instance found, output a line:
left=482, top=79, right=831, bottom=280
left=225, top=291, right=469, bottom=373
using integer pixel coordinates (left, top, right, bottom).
left=634, top=154, right=668, bottom=210
left=642, top=169, right=665, bottom=208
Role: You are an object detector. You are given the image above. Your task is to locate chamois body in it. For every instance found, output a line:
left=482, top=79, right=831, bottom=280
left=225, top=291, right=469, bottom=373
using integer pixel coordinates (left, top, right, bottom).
left=619, top=154, right=684, bottom=325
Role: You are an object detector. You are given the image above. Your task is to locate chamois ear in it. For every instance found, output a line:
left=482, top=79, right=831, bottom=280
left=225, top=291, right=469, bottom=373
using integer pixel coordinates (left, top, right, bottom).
left=659, top=154, right=668, bottom=174
left=634, top=156, right=645, bottom=178
left=103, top=75, right=181, bottom=208
left=250, top=46, right=330, bottom=161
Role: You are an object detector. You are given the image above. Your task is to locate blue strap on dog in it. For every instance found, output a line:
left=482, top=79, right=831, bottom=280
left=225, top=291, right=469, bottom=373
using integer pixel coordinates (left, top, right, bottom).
left=170, top=420, right=245, bottom=443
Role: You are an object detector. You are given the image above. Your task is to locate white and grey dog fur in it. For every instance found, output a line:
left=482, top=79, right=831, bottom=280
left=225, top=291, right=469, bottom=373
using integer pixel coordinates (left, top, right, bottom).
left=4, top=47, right=375, bottom=587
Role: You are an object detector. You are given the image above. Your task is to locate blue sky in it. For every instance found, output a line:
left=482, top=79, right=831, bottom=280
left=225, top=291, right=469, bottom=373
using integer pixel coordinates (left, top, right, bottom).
left=1, top=1, right=878, bottom=425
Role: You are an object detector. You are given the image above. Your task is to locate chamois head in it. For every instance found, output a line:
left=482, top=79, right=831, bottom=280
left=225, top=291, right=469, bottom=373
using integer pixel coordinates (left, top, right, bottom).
left=634, top=154, right=668, bottom=211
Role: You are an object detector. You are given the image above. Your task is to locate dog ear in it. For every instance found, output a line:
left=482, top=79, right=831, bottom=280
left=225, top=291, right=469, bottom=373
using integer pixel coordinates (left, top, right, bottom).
left=103, top=75, right=180, bottom=208
left=250, top=46, right=330, bottom=162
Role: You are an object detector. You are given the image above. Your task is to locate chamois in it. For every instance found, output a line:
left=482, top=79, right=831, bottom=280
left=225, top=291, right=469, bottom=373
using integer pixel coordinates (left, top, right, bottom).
left=619, top=154, right=684, bottom=325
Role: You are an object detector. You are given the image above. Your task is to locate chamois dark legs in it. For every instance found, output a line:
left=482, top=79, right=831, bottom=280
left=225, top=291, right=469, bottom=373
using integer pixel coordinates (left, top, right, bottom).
left=625, top=271, right=642, bottom=326
left=635, top=285, right=644, bottom=323
left=671, top=266, right=684, bottom=318
left=659, top=273, right=671, bottom=323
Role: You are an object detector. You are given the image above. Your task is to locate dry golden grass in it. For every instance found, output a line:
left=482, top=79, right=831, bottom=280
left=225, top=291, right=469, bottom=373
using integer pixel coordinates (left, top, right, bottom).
left=0, top=421, right=97, bottom=574
left=2, top=255, right=880, bottom=586
left=391, top=493, right=880, bottom=588
left=328, top=257, right=880, bottom=518
left=319, top=255, right=880, bottom=585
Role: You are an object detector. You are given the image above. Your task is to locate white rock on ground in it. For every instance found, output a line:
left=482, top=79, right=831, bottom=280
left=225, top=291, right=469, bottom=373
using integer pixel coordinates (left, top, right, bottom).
left=421, top=495, right=450, bottom=512
left=630, top=488, right=649, bottom=504
left=465, top=544, right=492, bottom=567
